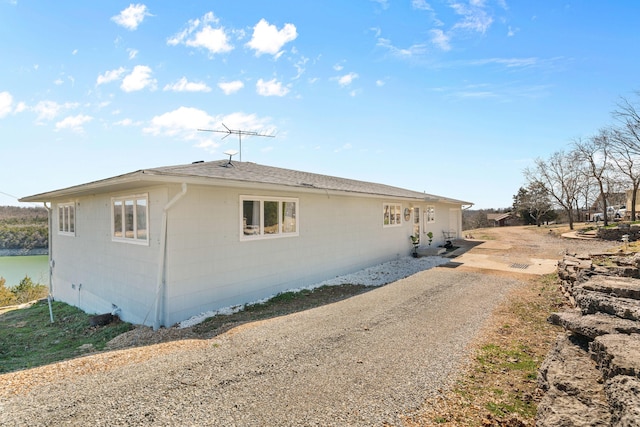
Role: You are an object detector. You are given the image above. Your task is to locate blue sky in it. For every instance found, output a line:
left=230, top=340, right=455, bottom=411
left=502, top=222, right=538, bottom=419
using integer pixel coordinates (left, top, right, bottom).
left=1, top=1, right=639, bottom=209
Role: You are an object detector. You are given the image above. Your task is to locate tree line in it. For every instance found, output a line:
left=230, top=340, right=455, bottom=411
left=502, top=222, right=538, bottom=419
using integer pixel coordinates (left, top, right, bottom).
left=514, top=91, right=640, bottom=230
left=0, top=206, right=48, bottom=250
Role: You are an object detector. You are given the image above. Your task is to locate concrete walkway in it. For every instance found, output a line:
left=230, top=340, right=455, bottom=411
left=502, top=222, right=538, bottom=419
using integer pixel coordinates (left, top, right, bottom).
left=437, top=238, right=558, bottom=275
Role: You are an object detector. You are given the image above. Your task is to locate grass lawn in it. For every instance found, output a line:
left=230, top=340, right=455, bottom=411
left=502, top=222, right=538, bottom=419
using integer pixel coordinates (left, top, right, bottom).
left=0, top=300, right=132, bottom=373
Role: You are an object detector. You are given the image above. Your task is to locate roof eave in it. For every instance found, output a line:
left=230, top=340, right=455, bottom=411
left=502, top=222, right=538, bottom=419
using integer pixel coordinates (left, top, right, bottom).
left=20, top=167, right=474, bottom=206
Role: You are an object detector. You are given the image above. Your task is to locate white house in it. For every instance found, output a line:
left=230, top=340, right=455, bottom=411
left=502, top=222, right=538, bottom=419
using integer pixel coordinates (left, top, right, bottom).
left=21, top=160, right=472, bottom=328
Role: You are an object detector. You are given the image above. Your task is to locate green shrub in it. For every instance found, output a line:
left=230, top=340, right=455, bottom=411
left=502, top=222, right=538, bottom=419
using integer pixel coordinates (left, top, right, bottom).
left=11, top=276, right=48, bottom=304
left=0, top=277, right=17, bottom=307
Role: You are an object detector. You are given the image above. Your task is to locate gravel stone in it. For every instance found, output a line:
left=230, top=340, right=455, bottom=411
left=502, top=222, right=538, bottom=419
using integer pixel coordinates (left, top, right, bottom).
left=1, top=268, right=521, bottom=426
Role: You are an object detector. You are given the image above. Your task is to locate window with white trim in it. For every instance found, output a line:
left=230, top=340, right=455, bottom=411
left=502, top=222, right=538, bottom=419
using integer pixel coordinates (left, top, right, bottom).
left=241, top=196, right=298, bottom=240
left=425, top=205, right=435, bottom=223
left=58, top=202, right=75, bottom=236
left=383, top=203, right=402, bottom=227
left=112, top=194, right=149, bottom=244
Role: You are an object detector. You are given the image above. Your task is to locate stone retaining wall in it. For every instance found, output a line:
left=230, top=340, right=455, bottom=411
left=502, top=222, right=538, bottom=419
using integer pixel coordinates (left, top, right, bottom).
left=596, top=224, right=640, bottom=242
left=537, top=252, right=640, bottom=426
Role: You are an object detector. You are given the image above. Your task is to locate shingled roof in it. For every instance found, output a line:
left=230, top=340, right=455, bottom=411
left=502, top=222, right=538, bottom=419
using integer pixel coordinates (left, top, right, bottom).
left=21, top=159, right=472, bottom=205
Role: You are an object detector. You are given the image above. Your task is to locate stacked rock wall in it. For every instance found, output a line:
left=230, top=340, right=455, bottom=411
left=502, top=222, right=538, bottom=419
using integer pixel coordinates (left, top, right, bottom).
left=596, top=224, right=640, bottom=242
left=537, top=253, right=640, bottom=426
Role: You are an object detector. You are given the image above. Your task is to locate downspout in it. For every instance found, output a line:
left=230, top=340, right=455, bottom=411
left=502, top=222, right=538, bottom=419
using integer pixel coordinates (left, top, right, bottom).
left=153, top=183, right=188, bottom=330
left=44, top=202, right=54, bottom=323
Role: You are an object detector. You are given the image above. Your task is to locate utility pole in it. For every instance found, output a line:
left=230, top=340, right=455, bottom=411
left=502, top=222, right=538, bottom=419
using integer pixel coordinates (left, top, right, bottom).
left=198, top=123, right=275, bottom=162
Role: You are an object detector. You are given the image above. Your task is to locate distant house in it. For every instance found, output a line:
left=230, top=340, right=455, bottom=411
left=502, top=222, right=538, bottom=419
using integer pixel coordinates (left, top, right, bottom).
left=487, top=213, right=514, bottom=227
left=21, top=160, right=472, bottom=328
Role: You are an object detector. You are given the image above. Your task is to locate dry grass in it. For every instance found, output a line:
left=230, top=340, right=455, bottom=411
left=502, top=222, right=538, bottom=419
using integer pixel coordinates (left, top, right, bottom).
left=402, top=273, right=566, bottom=427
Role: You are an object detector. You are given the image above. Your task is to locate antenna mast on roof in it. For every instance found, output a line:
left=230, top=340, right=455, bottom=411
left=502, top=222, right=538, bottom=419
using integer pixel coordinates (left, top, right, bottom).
left=197, top=123, right=275, bottom=162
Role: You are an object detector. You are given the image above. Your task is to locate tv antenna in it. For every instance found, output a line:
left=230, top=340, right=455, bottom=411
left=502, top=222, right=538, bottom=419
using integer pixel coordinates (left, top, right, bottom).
left=198, top=123, right=275, bottom=162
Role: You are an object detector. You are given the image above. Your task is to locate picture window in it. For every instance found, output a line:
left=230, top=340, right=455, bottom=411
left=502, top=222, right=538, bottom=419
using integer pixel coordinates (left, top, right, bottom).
left=241, top=196, right=298, bottom=240
left=112, top=194, right=149, bottom=244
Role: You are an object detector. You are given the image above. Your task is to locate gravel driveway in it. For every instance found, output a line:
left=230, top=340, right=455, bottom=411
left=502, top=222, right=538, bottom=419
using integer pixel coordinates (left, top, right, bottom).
left=2, top=268, right=523, bottom=426
left=0, top=226, right=615, bottom=426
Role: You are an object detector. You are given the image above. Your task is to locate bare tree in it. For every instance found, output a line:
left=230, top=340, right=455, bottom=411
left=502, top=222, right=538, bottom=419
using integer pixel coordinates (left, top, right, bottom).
left=612, top=93, right=640, bottom=220
left=525, top=150, right=583, bottom=230
left=573, top=132, right=613, bottom=225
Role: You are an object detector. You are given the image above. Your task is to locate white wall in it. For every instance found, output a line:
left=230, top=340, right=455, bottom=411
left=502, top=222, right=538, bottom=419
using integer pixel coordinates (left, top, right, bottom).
left=50, top=187, right=167, bottom=325
left=49, top=182, right=463, bottom=327
left=162, top=185, right=456, bottom=326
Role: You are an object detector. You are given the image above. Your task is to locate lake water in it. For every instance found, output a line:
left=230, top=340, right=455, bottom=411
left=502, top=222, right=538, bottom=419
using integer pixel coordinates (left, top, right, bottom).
left=0, top=255, right=49, bottom=287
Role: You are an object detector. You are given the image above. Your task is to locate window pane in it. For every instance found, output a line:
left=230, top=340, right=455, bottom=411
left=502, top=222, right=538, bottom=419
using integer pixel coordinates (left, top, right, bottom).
left=390, top=205, right=396, bottom=225
left=282, top=201, right=296, bottom=233
left=58, top=206, right=64, bottom=232
left=264, top=201, right=279, bottom=234
left=413, top=207, right=420, bottom=237
left=243, top=200, right=260, bottom=235
left=426, top=206, right=435, bottom=223
left=113, top=201, right=123, bottom=237
left=136, top=198, right=147, bottom=240
left=124, top=200, right=134, bottom=238
left=69, top=205, right=75, bottom=233
left=383, top=205, right=390, bottom=225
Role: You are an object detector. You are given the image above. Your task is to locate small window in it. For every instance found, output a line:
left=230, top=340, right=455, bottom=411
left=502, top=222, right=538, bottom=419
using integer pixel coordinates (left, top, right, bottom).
left=425, top=205, right=435, bottom=224
left=112, top=194, right=149, bottom=244
left=383, top=203, right=402, bottom=227
left=241, top=196, right=299, bottom=240
left=58, top=202, right=75, bottom=236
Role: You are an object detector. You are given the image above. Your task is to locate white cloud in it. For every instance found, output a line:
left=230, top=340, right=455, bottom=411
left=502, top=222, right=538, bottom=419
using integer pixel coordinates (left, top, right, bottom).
left=334, top=143, right=353, bottom=153
left=72, top=49, right=78, bottom=55
left=335, top=72, right=359, bottom=87
left=468, top=57, right=538, bottom=68
left=96, top=67, right=126, bottom=86
left=143, top=108, right=273, bottom=154
left=168, top=12, right=233, bottom=55
left=14, top=102, right=27, bottom=113
left=127, top=48, right=139, bottom=59
left=376, top=80, right=385, bottom=87
left=114, top=118, right=140, bottom=126
left=144, top=106, right=216, bottom=137
left=377, top=38, right=428, bottom=57
left=333, top=63, right=344, bottom=71
left=0, top=92, right=13, bottom=118
left=163, top=77, right=211, bottom=92
left=55, top=114, right=93, bottom=133
left=430, top=29, right=451, bottom=51
left=411, top=0, right=433, bottom=10
left=121, top=65, right=156, bottom=92
left=450, top=1, right=493, bottom=34
left=218, top=80, right=244, bottom=95
left=32, top=100, right=79, bottom=122
left=187, top=26, right=233, bottom=54
left=256, top=78, right=289, bottom=96
left=293, top=56, right=308, bottom=79
left=370, top=0, right=389, bottom=10
left=246, top=19, right=297, bottom=57
left=111, top=4, right=151, bottom=30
